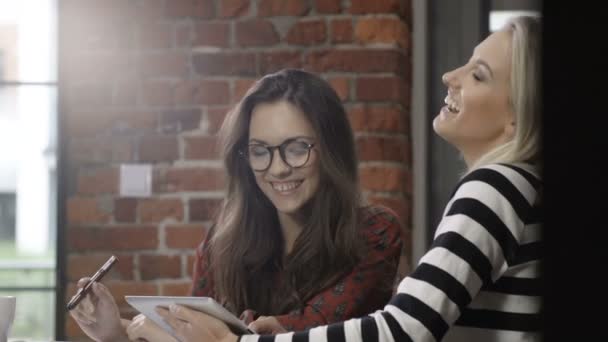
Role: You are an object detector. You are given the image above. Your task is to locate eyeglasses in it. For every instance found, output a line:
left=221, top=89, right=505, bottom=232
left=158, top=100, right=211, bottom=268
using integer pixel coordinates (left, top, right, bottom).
left=242, top=138, right=315, bottom=172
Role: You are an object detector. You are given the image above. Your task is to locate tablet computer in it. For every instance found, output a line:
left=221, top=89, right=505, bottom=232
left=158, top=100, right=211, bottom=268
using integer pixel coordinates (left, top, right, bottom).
left=125, top=296, right=253, bottom=337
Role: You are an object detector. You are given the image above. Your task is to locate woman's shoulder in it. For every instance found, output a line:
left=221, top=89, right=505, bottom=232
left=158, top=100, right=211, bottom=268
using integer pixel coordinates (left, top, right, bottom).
left=464, top=162, right=540, bottom=186
left=445, top=162, right=542, bottom=226
left=357, top=204, right=402, bottom=238
left=451, top=162, right=542, bottom=200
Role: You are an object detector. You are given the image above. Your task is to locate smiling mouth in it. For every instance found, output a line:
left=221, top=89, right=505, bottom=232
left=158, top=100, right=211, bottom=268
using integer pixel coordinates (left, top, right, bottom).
left=271, top=180, right=303, bottom=193
left=444, top=95, right=461, bottom=113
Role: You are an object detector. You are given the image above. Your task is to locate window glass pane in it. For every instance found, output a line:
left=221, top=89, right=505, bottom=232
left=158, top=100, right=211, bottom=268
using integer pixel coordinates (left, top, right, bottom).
left=0, top=0, right=58, bottom=339
left=0, top=84, right=57, bottom=339
left=0, top=85, right=57, bottom=256
left=0, top=0, right=57, bottom=83
left=0, top=290, right=55, bottom=340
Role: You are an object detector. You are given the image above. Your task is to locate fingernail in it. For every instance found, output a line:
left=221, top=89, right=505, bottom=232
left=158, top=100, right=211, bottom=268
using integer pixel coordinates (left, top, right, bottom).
left=169, top=304, right=179, bottom=313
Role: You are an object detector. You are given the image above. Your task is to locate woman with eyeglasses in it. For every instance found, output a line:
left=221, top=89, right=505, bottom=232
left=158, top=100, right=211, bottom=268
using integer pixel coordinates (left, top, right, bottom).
left=151, top=15, right=542, bottom=342
left=69, top=69, right=404, bottom=342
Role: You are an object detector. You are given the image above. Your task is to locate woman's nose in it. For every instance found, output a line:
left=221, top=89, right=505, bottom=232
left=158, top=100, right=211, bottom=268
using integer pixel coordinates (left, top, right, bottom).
left=267, top=149, right=291, bottom=177
left=442, top=70, right=454, bottom=86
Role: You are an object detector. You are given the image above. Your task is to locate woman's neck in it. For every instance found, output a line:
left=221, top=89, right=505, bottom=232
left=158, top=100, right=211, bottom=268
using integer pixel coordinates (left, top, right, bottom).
left=278, top=212, right=303, bottom=255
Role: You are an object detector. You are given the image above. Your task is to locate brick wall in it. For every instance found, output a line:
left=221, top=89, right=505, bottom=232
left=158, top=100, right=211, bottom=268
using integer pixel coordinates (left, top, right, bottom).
left=60, top=0, right=412, bottom=338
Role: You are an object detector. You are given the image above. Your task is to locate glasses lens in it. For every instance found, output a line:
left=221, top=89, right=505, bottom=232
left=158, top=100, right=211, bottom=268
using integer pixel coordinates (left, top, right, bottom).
left=248, top=145, right=270, bottom=170
left=284, top=141, right=311, bottom=168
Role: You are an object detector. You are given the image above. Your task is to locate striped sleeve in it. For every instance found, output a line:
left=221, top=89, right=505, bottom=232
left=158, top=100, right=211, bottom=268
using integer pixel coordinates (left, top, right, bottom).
left=240, top=164, right=540, bottom=342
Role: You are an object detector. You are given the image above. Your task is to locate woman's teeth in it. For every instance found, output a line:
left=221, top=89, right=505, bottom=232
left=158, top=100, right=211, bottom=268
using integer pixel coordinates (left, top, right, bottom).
left=271, top=181, right=303, bottom=192
left=444, top=96, right=460, bottom=113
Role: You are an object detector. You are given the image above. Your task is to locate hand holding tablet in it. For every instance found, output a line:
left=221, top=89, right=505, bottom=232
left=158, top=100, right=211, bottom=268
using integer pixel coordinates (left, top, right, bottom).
left=125, top=296, right=254, bottom=338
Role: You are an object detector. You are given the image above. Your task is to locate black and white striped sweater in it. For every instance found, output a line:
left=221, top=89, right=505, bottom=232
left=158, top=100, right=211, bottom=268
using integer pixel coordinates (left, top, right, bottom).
left=239, top=162, right=542, bottom=342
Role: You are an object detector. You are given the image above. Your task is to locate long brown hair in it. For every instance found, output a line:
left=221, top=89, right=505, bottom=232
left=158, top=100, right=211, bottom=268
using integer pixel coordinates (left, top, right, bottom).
left=209, top=69, right=364, bottom=315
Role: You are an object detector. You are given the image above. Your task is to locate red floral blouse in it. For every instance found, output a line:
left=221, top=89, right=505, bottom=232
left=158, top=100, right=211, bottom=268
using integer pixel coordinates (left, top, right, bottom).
left=189, top=204, right=403, bottom=331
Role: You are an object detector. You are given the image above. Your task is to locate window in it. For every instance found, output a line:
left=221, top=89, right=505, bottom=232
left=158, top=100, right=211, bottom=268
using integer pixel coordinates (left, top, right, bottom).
left=0, top=0, right=58, bottom=339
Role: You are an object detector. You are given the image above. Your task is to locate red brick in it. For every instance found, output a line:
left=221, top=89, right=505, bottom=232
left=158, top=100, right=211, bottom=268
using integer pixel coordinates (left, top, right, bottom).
left=135, top=0, right=165, bottom=22
left=138, top=22, right=173, bottom=49
left=81, top=108, right=157, bottom=136
left=236, top=20, right=279, bottom=47
left=110, top=110, right=158, bottom=132
left=331, top=19, right=353, bottom=43
left=177, top=25, right=192, bottom=47
left=357, top=136, right=409, bottom=163
left=258, top=0, right=309, bottom=16
left=348, top=105, right=408, bottom=133
left=328, top=77, right=350, bottom=101
left=67, top=254, right=134, bottom=281
left=356, top=76, right=409, bottom=104
left=359, top=166, right=408, bottom=192
left=207, top=107, right=230, bottom=134
left=62, top=6, right=135, bottom=50
left=70, top=137, right=134, bottom=164
left=77, top=167, right=118, bottom=195
left=166, top=224, right=207, bottom=248
left=193, top=22, right=230, bottom=47
left=157, top=168, right=226, bottom=192
left=165, top=0, right=215, bottom=19
left=67, top=197, right=110, bottom=225
left=306, top=49, right=406, bottom=74
left=160, top=281, right=193, bottom=296
left=187, top=255, right=197, bottom=277
left=115, top=198, right=138, bottom=223
left=193, top=53, right=256, bottom=76
left=367, top=195, right=411, bottom=228
left=286, top=19, right=326, bottom=45
left=138, top=135, right=178, bottom=162
left=315, top=0, right=341, bottom=13
left=66, top=109, right=112, bottom=137
left=184, top=136, right=219, bottom=160
left=67, top=84, right=112, bottom=108
left=189, top=198, right=222, bottom=221
left=234, top=78, right=258, bottom=102
left=66, top=52, right=134, bottom=84
left=355, top=17, right=409, bottom=49
left=142, top=81, right=173, bottom=106
left=161, top=108, right=203, bottom=133
left=105, top=281, right=158, bottom=306
left=259, top=51, right=303, bottom=75
left=113, top=81, right=137, bottom=106
left=139, top=199, right=184, bottom=223
left=349, top=0, right=400, bottom=14
left=175, top=80, right=230, bottom=105
left=67, top=226, right=159, bottom=251
left=139, top=52, right=188, bottom=78
left=219, top=0, right=250, bottom=18
left=140, top=254, right=182, bottom=280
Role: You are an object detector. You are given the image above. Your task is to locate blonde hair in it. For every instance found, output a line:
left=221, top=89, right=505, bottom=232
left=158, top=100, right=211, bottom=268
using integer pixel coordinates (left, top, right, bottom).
left=469, top=15, right=542, bottom=171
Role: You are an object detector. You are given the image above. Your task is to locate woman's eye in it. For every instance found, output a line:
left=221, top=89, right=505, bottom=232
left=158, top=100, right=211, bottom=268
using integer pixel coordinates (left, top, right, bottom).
left=249, top=147, right=268, bottom=157
left=286, top=142, right=309, bottom=155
